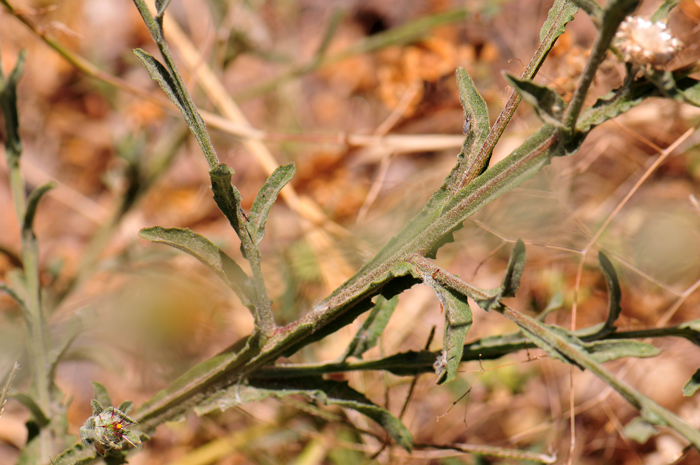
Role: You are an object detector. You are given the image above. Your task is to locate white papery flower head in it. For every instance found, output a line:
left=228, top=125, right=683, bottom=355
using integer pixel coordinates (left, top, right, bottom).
left=613, top=16, right=683, bottom=68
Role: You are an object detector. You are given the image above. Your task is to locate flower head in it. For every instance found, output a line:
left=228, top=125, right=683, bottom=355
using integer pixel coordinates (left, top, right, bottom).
left=613, top=16, right=683, bottom=68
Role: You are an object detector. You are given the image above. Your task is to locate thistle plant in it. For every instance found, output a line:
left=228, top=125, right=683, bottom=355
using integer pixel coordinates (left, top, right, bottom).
left=2, top=0, right=700, bottom=463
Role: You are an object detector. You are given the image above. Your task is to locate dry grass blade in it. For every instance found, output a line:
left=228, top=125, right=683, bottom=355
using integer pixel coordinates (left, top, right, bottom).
left=0, top=362, right=19, bottom=419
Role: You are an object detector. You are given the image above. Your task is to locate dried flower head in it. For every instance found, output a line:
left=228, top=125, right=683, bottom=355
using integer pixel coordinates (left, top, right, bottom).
left=613, top=16, right=683, bottom=68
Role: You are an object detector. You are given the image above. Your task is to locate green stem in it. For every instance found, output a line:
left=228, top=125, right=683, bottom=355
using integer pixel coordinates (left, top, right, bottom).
left=562, top=0, right=639, bottom=130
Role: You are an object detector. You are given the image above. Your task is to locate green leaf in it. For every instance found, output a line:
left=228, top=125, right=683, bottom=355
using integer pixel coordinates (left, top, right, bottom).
left=118, top=400, right=134, bottom=415
left=22, top=182, right=55, bottom=234
left=51, top=444, right=97, bottom=465
left=683, top=368, right=700, bottom=396
left=624, top=416, right=659, bottom=443
left=342, top=295, right=398, bottom=360
left=568, top=0, right=602, bottom=22
left=540, top=0, right=581, bottom=43
left=209, top=164, right=247, bottom=241
left=598, top=251, right=622, bottom=335
left=582, top=340, right=660, bottom=363
left=0, top=282, right=28, bottom=312
left=504, top=74, right=566, bottom=127
left=651, top=0, right=679, bottom=22
left=0, top=49, right=26, bottom=160
left=431, top=285, right=472, bottom=385
left=537, top=291, right=564, bottom=321
left=195, top=377, right=413, bottom=451
left=48, top=310, right=84, bottom=382
left=139, top=226, right=252, bottom=304
left=91, top=381, right=111, bottom=410
left=133, top=49, right=187, bottom=116
left=10, top=393, right=49, bottom=426
left=247, top=163, right=295, bottom=246
left=477, top=239, right=526, bottom=312
left=455, top=67, right=489, bottom=171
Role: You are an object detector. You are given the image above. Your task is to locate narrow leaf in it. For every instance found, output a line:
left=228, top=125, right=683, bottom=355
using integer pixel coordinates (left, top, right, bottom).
left=51, top=444, right=96, bottom=465
left=10, top=393, right=49, bottom=426
left=0, top=49, right=26, bottom=160
left=48, top=310, right=84, bottom=381
left=598, top=251, right=622, bottom=335
left=540, top=0, right=581, bottom=43
left=156, top=0, right=172, bottom=17
left=118, top=400, right=134, bottom=415
left=501, top=239, right=526, bottom=298
left=91, top=381, right=111, bottom=409
left=504, top=74, right=566, bottom=127
left=133, top=49, right=187, bottom=116
left=209, top=164, right=248, bottom=240
left=651, top=0, right=679, bottom=22
left=196, top=378, right=413, bottom=451
left=683, top=368, right=700, bottom=396
left=624, top=417, right=659, bottom=443
left=476, top=240, right=526, bottom=312
left=432, top=286, right=472, bottom=385
left=582, top=340, right=660, bottom=363
left=568, top=0, right=602, bottom=22
left=247, top=163, right=295, bottom=246
left=537, top=291, right=564, bottom=321
left=139, top=226, right=252, bottom=303
left=455, top=67, right=489, bottom=168
left=22, top=183, right=55, bottom=234
left=342, top=295, right=399, bottom=360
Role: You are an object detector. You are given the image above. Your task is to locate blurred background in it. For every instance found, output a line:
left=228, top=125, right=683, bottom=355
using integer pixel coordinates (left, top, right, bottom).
left=1, top=0, right=700, bottom=463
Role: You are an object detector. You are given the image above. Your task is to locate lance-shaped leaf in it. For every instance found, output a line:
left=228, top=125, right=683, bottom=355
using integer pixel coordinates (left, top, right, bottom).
left=432, top=285, right=472, bottom=385
left=683, top=368, right=700, bottom=397
left=194, top=377, right=413, bottom=451
left=504, top=74, right=566, bottom=128
left=247, top=163, right=295, bottom=246
left=477, top=239, right=526, bottom=312
left=133, top=49, right=187, bottom=117
left=623, top=416, right=659, bottom=443
left=342, top=295, right=398, bottom=361
left=139, top=226, right=252, bottom=304
left=0, top=49, right=26, bottom=160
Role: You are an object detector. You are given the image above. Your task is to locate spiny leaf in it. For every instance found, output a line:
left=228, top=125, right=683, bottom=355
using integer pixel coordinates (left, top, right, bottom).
left=342, top=295, right=399, bottom=361
left=540, top=0, right=581, bottom=43
left=247, top=163, right=295, bottom=246
left=623, top=416, right=659, bottom=443
left=683, top=368, right=700, bottom=397
left=598, top=251, right=622, bottom=335
left=195, top=378, right=413, bottom=451
left=91, top=381, right=111, bottom=410
left=139, top=226, right=252, bottom=303
left=133, top=49, right=187, bottom=116
left=504, top=74, right=566, bottom=127
left=0, top=49, right=26, bottom=160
